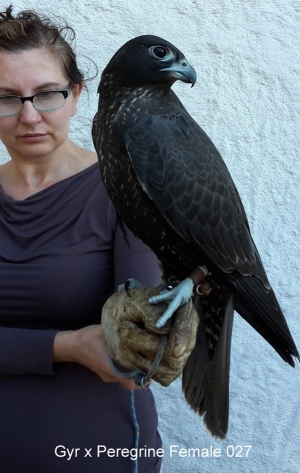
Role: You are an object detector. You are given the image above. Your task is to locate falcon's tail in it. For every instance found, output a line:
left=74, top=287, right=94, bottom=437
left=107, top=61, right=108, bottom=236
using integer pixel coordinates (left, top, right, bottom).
left=182, top=290, right=234, bottom=439
left=233, top=275, right=299, bottom=366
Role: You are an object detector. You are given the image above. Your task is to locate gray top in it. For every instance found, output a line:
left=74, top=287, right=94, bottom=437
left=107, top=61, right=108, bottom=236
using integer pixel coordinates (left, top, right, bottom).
left=0, top=163, right=162, bottom=472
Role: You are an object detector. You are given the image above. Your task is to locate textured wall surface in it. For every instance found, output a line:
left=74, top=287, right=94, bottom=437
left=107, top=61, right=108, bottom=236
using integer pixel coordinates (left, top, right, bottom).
left=0, top=1, right=299, bottom=472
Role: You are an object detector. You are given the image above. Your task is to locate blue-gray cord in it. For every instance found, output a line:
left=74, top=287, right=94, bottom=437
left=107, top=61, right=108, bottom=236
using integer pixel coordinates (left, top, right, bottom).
left=109, top=336, right=168, bottom=473
left=130, top=390, right=140, bottom=473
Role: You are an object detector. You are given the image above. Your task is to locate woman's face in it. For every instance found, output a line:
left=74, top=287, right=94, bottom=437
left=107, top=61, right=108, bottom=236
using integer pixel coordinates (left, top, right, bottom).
left=0, top=48, right=82, bottom=161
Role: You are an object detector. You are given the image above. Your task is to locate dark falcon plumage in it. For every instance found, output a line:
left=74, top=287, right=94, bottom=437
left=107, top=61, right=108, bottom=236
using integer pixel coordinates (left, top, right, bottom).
left=92, top=35, right=299, bottom=438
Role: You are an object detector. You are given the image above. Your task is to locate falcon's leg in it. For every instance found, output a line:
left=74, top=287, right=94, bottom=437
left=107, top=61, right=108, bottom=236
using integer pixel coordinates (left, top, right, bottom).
left=149, top=266, right=211, bottom=328
left=149, top=277, right=195, bottom=328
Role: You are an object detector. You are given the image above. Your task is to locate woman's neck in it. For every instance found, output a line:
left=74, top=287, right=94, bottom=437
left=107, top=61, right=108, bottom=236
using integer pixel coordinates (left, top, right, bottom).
left=0, top=139, right=97, bottom=200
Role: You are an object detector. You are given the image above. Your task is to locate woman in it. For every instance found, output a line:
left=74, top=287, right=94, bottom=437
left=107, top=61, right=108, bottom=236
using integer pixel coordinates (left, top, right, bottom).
left=0, top=6, right=162, bottom=472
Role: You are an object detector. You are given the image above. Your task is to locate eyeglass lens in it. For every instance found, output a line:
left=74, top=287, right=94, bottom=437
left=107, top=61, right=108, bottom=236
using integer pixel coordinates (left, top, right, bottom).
left=0, top=91, right=67, bottom=116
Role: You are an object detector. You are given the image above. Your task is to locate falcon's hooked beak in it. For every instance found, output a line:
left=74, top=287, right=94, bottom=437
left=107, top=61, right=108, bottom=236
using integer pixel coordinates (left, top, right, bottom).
left=161, top=59, right=197, bottom=87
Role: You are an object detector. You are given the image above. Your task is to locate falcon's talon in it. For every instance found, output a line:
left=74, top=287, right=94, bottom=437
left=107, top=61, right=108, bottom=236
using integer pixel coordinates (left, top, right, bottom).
left=167, top=276, right=180, bottom=286
left=118, top=278, right=145, bottom=294
left=124, top=280, right=132, bottom=297
left=149, top=277, right=195, bottom=328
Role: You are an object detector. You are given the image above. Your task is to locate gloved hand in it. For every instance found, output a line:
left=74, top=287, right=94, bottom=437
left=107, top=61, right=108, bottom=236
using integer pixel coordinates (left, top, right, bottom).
left=101, top=286, right=199, bottom=387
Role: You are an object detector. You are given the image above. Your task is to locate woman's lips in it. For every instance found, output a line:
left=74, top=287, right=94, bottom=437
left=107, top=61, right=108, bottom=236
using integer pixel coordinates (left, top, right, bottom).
left=20, top=133, right=47, bottom=142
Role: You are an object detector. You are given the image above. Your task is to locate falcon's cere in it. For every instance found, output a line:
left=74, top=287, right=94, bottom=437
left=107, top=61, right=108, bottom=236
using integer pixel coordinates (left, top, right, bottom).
left=92, top=35, right=299, bottom=439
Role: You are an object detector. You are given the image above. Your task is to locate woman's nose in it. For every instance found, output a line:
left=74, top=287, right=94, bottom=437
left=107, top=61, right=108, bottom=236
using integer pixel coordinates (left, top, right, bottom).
left=19, top=100, right=42, bottom=123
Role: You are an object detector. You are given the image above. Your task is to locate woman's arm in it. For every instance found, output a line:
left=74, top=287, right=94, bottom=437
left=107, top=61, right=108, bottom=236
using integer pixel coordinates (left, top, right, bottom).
left=53, top=324, right=140, bottom=390
left=0, top=327, right=59, bottom=376
left=0, top=322, right=141, bottom=390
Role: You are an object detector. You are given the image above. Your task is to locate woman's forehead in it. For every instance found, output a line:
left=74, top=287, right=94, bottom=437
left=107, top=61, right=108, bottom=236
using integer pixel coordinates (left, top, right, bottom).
left=0, top=48, right=67, bottom=92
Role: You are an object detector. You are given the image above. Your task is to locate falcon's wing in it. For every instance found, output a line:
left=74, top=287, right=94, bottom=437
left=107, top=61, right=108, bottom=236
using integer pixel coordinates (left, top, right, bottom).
left=124, top=111, right=268, bottom=284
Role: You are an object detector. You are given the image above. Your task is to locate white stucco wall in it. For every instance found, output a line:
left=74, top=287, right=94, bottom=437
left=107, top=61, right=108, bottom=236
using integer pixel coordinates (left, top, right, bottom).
left=0, top=1, right=299, bottom=472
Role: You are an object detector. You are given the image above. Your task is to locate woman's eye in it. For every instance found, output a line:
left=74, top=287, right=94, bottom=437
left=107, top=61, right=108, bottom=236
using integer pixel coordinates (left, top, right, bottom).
left=0, top=96, right=17, bottom=103
left=39, top=91, right=53, bottom=97
left=38, top=91, right=56, bottom=100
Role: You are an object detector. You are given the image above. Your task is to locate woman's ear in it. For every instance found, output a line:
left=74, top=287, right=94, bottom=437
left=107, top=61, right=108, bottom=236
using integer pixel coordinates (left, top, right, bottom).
left=70, top=83, right=84, bottom=117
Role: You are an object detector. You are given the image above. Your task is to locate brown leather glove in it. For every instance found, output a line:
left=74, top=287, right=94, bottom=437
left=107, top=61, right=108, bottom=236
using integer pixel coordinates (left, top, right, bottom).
left=101, top=286, right=199, bottom=387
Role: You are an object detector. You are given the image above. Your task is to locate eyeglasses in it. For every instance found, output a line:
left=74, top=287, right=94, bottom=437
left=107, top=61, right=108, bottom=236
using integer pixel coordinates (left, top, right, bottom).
left=0, top=84, right=72, bottom=117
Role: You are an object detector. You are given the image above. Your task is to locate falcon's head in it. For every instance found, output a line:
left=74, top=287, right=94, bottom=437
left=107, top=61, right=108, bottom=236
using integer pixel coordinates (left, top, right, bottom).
left=99, top=35, right=196, bottom=94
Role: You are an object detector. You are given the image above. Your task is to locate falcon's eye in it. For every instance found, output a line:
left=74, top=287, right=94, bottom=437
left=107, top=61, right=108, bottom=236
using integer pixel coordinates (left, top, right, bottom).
left=153, top=46, right=167, bottom=58
left=149, top=45, right=173, bottom=60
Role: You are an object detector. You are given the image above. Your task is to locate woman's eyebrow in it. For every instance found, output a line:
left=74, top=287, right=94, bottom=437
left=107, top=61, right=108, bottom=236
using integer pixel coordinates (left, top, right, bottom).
left=0, top=82, right=63, bottom=94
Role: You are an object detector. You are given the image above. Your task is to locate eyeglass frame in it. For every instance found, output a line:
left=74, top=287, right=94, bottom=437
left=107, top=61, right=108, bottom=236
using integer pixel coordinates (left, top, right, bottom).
left=0, top=84, right=73, bottom=117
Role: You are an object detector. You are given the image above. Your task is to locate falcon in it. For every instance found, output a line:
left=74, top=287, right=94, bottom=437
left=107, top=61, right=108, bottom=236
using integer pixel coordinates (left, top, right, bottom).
left=92, top=35, right=299, bottom=438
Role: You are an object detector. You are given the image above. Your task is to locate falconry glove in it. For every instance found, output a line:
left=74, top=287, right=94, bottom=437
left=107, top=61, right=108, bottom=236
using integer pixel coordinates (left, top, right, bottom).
left=101, top=285, right=199, bottom=387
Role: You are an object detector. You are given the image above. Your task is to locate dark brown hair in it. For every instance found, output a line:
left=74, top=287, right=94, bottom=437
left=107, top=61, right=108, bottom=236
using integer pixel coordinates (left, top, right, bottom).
left=0, top=4, right=86, bottom=86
